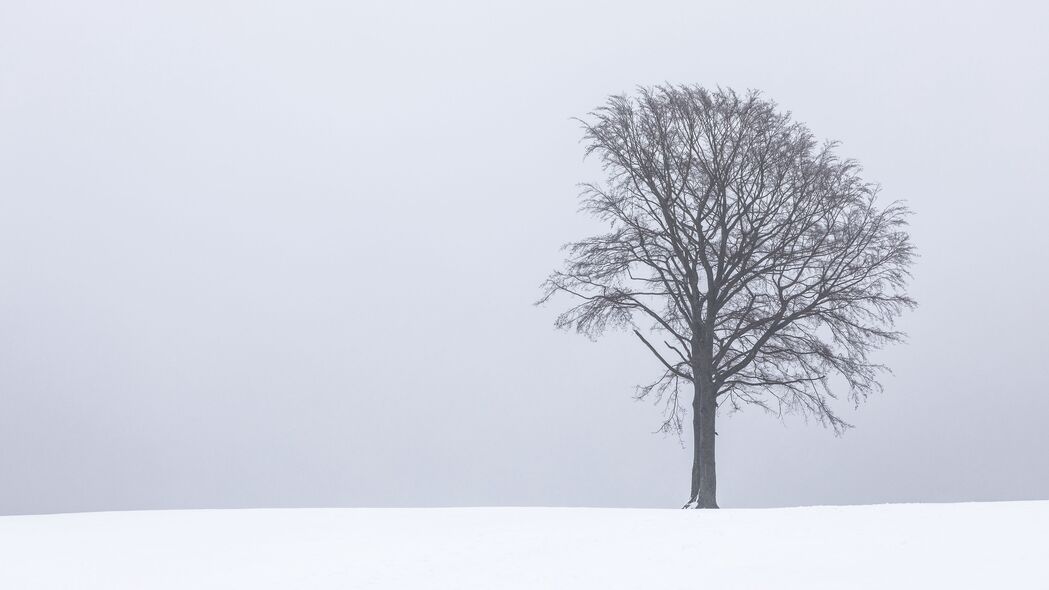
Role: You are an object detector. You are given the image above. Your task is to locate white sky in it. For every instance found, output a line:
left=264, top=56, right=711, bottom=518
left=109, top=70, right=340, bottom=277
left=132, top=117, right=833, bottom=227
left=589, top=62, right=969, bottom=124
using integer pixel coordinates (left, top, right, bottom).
left=1, top=0, right=1047, bottom=513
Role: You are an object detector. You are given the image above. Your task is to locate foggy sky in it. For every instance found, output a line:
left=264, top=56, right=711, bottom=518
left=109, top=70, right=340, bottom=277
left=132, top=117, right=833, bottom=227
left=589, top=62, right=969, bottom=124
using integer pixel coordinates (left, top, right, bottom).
left=1, top=0, right=1047, bottom=515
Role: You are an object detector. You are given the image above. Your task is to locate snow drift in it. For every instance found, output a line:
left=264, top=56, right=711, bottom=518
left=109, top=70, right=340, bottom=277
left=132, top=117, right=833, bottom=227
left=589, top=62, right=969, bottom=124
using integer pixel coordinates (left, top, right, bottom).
left=1, top=501, right=1045, bottom=589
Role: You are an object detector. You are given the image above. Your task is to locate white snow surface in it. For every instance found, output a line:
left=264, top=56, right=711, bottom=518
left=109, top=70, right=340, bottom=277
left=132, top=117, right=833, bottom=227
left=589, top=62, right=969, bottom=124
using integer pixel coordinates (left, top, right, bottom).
left=1, top=501, right=1046, bottom=589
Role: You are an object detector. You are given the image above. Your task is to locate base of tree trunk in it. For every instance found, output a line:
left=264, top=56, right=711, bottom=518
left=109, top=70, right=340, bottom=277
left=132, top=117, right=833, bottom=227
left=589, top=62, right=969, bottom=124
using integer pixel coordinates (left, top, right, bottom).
left=682, top=498, right=720, bottom=509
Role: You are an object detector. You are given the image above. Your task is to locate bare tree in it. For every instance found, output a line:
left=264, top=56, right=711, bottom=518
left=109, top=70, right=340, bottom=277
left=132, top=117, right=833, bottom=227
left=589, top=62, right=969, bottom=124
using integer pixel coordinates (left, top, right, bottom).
left=539, top=86, right=915, bottom=508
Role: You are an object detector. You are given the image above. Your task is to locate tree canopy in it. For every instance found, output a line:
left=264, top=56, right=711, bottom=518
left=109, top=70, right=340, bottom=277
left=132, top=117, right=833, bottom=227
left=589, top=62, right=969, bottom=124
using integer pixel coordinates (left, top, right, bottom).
left=540, top=85, right=915, bottom=507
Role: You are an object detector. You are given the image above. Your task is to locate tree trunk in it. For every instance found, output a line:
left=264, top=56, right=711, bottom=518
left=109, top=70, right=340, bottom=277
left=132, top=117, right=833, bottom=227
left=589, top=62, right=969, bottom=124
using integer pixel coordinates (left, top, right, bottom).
left=688, top=372, right=718, bottom=508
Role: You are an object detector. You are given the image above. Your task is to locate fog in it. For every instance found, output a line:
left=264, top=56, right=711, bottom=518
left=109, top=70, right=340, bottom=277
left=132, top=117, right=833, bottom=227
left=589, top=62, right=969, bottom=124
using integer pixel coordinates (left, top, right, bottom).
left=1, top=0, right=1047, bottom=514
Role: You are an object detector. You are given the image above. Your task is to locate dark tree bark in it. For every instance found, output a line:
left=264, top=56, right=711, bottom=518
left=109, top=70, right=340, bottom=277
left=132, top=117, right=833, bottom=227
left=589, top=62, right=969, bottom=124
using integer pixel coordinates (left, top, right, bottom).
left=692, top=374, right=718, bottom=508
left=539, top=86, right=915, bottom=508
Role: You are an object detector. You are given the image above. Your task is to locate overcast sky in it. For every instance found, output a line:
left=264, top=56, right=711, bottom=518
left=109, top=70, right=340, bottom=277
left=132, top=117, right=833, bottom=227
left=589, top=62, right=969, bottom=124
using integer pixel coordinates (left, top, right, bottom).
left=1, top=0, right=1047, bottom=515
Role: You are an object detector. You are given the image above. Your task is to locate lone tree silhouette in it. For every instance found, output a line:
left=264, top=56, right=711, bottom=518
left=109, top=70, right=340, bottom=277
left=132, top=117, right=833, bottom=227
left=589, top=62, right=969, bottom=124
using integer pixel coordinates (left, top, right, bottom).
left=540, top=86, right=915, bottom=508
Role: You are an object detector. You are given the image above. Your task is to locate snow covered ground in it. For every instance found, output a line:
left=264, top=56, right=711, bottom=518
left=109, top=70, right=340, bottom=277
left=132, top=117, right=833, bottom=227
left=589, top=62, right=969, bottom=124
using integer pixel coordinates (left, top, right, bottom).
left=1, top=501, right=1045, bottom=589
